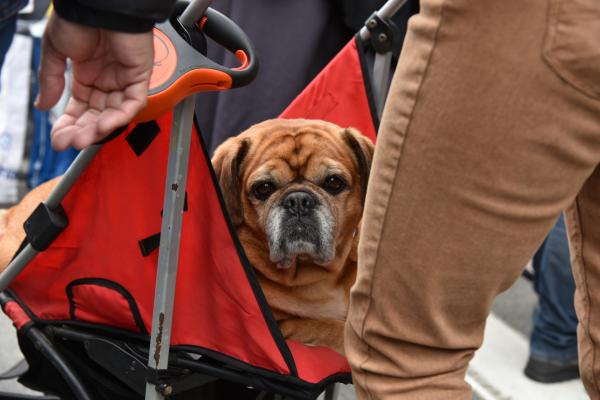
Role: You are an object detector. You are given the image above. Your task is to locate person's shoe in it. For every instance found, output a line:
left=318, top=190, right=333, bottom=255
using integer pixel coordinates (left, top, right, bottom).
left=524, top=356, right=580, bottom=383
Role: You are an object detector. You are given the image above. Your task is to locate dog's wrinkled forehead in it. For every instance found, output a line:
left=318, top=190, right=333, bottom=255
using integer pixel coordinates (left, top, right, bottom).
left=211, top=118, right=374, bottom=227
left=241, top=121, right=354, bottom=185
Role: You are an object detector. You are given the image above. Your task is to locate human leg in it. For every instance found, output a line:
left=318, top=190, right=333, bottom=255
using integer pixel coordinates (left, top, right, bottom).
left=345, top=0, right=600, bottom=398
left=526, top=213, right=579, bottom=382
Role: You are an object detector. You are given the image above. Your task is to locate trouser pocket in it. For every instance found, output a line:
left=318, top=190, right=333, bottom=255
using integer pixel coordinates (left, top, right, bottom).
left=543, top=0, right=600, bottom=99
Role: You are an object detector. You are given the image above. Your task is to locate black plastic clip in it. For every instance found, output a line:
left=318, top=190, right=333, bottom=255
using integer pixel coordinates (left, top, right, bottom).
left=365, top=12, right=400, bottom=54
left=146, top=366, right=216, bottom=397
left=139, top=233, right=161, bottom=257
left=146, top=368, right=178, bottom=397
left=23, top=202, right=68, bottom=252
left=146, top=367, right=175, bottom=385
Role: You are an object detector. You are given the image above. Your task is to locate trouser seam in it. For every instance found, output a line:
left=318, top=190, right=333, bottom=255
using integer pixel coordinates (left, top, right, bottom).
left=568, top=199, right=600, bottom=396
left=355, top=1, right=448, bottom=397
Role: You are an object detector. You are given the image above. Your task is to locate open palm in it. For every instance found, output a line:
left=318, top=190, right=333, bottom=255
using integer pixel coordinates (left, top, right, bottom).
left=36, top=14, right=154, bottom=151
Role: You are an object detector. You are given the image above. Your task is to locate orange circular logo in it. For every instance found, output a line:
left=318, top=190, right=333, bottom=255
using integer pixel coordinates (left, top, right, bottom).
left=149, top=28, right=177, bottom=90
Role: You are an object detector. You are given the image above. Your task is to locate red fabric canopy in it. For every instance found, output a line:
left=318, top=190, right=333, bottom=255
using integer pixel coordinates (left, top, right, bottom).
left=281, top=37, right=378, bottom=143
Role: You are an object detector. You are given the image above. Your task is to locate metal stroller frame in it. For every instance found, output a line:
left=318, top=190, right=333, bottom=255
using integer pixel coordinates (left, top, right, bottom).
left=0, top=0, right=410, bottom=399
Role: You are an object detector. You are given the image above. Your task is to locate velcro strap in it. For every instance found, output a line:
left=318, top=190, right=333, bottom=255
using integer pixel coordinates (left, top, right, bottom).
left=126, top=121, right=161, bottom=156
left=138, top=233, right=161, bottom=257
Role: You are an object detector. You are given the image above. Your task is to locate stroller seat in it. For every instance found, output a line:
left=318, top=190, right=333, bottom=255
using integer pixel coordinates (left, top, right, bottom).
left=2, top=112, right=351, bottom=399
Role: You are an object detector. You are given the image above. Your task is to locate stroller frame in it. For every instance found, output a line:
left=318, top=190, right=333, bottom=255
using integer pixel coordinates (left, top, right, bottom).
left=0, top=0, right=408, bottom=399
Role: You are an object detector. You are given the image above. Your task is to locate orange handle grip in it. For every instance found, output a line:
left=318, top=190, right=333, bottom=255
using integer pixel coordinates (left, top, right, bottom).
left=133, top=5, right=258, bottom=122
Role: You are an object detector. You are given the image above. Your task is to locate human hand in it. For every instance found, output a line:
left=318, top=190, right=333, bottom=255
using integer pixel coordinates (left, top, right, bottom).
left=35, top=13, right=154, bottom=151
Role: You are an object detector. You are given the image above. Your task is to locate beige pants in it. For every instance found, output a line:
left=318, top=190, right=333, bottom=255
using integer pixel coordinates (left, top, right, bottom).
left=345, top=0, right=600, bottom=398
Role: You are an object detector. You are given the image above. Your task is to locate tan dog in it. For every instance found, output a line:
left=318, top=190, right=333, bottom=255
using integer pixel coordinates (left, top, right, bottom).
left=0, top=118, right=374, bottom=356
left=212, top=119, right=374, bottom=355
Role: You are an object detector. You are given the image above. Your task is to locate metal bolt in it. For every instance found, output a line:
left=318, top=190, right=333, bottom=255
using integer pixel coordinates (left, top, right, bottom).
left=367, top=19, right=378, bottom=29
left=378, top=33, right=388, bottom=43
left=158, top=384, right=173, bottom=396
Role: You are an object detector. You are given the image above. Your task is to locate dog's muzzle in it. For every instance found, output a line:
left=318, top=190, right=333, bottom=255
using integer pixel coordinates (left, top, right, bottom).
left=266, top=190, right=335, bottom=268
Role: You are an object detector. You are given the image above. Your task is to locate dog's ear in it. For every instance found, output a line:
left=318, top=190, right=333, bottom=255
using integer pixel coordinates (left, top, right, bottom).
left=343, top=128, right=375, bottom=205
left=211, top=138, right=251, bottom=226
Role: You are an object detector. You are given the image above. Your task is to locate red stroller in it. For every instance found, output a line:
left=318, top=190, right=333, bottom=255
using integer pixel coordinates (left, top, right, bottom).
left=0, top=0, right=408, bottom=399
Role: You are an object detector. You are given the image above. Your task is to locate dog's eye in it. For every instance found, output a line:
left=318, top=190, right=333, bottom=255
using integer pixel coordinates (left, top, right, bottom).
left=252, top=181, right=276, bottom=200
left=322, top=176, right=347, bottom=195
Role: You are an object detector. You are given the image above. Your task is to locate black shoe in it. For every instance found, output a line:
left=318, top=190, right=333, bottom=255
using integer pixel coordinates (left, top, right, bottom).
left=524, top=356, right=580, bottom=383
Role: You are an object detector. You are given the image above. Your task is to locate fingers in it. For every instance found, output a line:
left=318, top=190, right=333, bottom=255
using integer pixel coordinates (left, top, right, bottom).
left=35, top=15, right=67, bottom=111
left=47, top=28, right=153, bottom=151
left=52, top=112, right=100, bottom=151
left=52, top=123, right=82, bottom=151
left=97, top=82, right=148, bottom=135
left=51, top=95, right=91, bottom=150
left=96, top=103, right=139, bottom=136
left=50, top=94, right=146, bottom=151
left=50, top=99, right=86, bottom=151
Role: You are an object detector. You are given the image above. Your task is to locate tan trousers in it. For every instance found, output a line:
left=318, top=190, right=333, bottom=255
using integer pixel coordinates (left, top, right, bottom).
left=345, top=0, right=600, bottom=398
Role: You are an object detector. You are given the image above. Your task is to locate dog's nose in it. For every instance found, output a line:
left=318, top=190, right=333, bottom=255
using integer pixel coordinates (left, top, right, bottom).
left=283, top=191, right=316, bottom=216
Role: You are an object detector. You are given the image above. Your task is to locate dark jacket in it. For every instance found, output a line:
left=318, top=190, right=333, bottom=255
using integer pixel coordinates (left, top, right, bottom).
left=196, top=0, right=420, bottom=153
left=53, top=0, right=176, bottom=32
left=0, top=0, right=27, bottom=22
left=196, top=0, right=355, bottom=153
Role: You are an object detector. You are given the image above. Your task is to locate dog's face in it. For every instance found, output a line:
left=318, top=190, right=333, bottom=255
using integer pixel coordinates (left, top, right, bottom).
left=212, top=119, right=373, bottom=270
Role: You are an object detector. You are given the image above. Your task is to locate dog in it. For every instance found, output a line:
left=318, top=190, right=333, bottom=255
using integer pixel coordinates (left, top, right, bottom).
left=0, top=178, right=57, bottom=270
left=0, top=118, right=374, bottom=356
left=212, top=119, right=374, bottom=355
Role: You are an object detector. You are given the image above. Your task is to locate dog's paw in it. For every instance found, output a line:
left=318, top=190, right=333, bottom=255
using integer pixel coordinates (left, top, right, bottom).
left=278, top=318, right=297, bottom=340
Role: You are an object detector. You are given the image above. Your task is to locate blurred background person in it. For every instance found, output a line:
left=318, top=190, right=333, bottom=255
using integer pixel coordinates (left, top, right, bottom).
left=0, top=0, right=27, bottom=71
left=526, top=214, right=579, bottom=383
left=197, top=0, right=418, bottom=153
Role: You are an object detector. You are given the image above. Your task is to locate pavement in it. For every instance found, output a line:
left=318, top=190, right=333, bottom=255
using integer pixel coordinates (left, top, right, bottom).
left=0, top=273, right=589, bottom=399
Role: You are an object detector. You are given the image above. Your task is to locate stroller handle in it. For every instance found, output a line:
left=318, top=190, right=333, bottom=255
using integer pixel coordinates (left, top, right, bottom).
left=134, top=3, right=258, bottom=122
